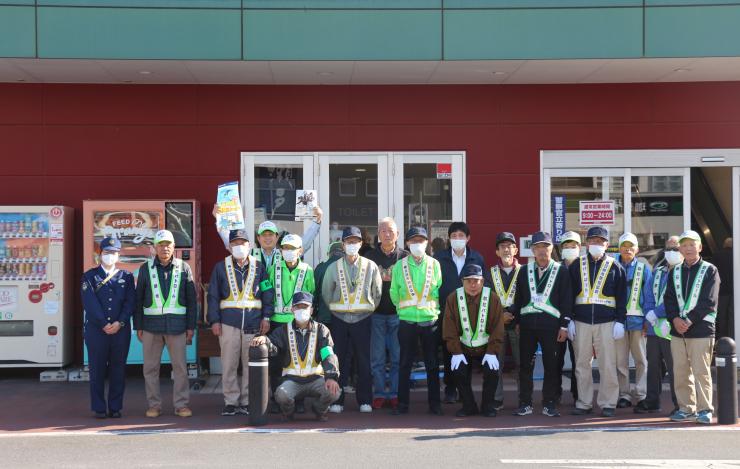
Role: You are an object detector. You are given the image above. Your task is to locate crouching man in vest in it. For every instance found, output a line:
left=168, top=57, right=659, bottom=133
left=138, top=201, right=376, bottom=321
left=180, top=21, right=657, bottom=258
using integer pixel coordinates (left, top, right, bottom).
left=443, top=264, right=505, bottom=417
left=251, top=292, right=341, bottom=422
left=208, top=229, right=273, bottom=417
left=134, top=230, right=198, bottom=418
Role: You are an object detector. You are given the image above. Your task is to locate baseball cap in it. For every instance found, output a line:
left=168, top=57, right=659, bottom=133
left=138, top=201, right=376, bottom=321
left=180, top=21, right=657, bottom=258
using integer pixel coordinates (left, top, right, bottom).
left=257, top=221, right=279, bottom=235
left=154, top=229, right=175, bottom=245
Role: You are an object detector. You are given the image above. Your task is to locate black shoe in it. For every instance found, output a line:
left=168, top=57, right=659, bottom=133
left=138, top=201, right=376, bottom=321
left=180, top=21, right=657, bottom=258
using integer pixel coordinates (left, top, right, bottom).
left=107, top=411, right=122, bottom=418
left=633, top=401, right=650, bottom=414
left=236, top=405, right=249, bottom=415
left=570, top=407, right=593, bottom=416
left=444, top=387, right=458, bottom=404
left=601, top=408, right=616, bottom=417
left=94, top=411, right=107, bottom=419
left=491, top=400, right=504, bottom=411
left=296, top=401, right=306, bottom=414
left=482, top=409, right=497, bottom=417
left=270, top=402, right=281, bottom=414
left=281, top=412, right=294, bottom=421
left=429, top=406, right=444, bottom=416
left=455, top=408, right=478, bottom=417
left=221, top=405, right=237, bottom=416
left=513, top=405, right=533, bottom=416
left=542, top=406, right=561, bottom=417
left=617, top=398, right=632, bottom=408
left=392, top=405, right=409, bottom=416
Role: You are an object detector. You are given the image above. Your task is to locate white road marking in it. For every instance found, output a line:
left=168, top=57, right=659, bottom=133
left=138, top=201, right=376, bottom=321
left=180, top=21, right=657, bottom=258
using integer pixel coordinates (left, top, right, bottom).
left=499, top=460, right=740, bottom=469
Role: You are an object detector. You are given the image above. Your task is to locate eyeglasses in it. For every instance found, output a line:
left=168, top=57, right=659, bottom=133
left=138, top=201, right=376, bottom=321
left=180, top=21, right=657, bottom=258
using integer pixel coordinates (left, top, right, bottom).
left=666, top=247, right=679, bottom=252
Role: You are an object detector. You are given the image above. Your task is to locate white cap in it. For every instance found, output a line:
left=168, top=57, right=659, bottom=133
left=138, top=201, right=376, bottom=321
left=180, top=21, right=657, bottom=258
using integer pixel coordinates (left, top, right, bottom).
left=280, top=233, right=303, bottom=248
left=618, top=232, right=638, bottom=247
left=257, top=221, right=279, bottom=234
left=154, top=229, right=175, bottom=244
left=559, top=231, right=581, bottom=245
left=679, top=230, right=702, bottom=243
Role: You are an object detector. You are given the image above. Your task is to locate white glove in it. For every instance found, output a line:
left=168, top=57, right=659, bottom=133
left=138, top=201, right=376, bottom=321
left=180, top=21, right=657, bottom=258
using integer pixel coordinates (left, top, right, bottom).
left=645, top=310, right=658, bottom=327
left=567, top=321, right=576, bottom=341
left=482, top=354, right=499, bottom=371
left=451, top=354, right=467, bottom=371
left=613, top=322, right=625, bottom=340
left=658, top=319, right=671, bottom=337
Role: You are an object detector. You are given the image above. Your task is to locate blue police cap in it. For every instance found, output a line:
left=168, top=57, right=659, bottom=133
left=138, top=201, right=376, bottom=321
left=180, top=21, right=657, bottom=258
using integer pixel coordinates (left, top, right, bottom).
left=531, top=231, right=553, bottom=246
left=405, top=226, right=428, bottom=241
left=229, top=229, right=250, bottom=243
left=292, top=291, right=314, bottom=306
left=461, top=264, right=484, bottom=279
left=100, top=237, right=121, bottom=252
left=586, top=226, right=609, bottom=241
left=342, top=226, right=363, bottom=241
left=496, top=232, right=516, bottom=246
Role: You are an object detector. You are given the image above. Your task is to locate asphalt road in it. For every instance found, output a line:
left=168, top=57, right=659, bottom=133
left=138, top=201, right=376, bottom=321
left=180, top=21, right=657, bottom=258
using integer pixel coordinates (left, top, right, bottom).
left=3, top=428, right=740, bottom=469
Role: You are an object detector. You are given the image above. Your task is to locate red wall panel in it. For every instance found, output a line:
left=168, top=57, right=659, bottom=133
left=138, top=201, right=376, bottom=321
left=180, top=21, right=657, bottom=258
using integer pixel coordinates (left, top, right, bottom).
left=2, top=81, right=740, bottom=363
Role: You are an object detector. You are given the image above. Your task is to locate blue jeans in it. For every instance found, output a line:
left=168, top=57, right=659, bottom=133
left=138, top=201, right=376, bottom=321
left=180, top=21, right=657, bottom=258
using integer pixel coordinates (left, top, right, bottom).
left=371, top=314, right=400, bottom=399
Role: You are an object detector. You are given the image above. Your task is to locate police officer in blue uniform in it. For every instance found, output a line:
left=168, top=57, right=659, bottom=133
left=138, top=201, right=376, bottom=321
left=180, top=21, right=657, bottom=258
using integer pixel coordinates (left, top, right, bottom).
left=81, top=237, right=136, bottom=418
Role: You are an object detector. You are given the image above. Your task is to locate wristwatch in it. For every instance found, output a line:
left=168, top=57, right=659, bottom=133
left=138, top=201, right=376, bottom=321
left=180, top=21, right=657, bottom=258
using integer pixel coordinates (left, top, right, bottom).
left=118, top=321, right=126, bottom=328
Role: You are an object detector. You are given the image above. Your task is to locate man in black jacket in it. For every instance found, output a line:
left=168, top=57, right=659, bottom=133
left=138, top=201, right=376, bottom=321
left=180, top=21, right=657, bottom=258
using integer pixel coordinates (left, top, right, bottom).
left=511, top=232, right=572, bottom=418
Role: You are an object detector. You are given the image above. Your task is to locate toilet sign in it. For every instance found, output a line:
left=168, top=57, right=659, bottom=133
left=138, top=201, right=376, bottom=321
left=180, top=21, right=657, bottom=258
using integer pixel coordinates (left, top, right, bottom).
left=579, top=200, right=615, bottom=226
left=436, top=163, right=452, bottom=179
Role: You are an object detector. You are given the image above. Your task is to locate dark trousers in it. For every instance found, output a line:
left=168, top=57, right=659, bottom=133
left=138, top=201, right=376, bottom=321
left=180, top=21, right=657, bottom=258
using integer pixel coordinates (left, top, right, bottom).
left=330, top=316, right=372, bottom=406
left=435, top=326, right=455, bottom=392
left=398, top=321, right=441, bottom=409
left=453, top=355, right=499, bottom=413
left=646, top=335, right=678, bottom=410
left=556, top=338, right=578, bottom=401
left=519, top=327, right=560, bottom=407
left=85, top=324, right=131, bottom=413
left=268, top=322, right=284, bottom=398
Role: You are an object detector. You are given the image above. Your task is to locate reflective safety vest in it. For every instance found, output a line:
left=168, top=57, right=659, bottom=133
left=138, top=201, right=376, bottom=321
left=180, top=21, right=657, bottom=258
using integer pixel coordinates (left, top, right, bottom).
left=651, top=267, right=672, bottom=340
left=273, top=261, right=309, bottom=322
left=329, top=257, right=374, bottom=313
left=144, top=258, right=186, bottom=316
left=520, top=260, right=562, bottom=318
left=674, top=261, right=716, bottom=323
left=397, top=256, right=436, bottom=310
left=282, top=326, right=324, bottom=378
left=253, top=247, right=281, bottom=269
left=491, top=265, right=520, bottom=308
left=626, top=262, right=646, bottom=316
left=456, top=287, right=491, bottom=348
left=219, top=255, right=262, bottom=310
left=575, top=255, right=617, bottom=308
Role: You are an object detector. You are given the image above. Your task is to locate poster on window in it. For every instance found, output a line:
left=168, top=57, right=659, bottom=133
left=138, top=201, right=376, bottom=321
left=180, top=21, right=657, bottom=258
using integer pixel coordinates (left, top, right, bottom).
left=216, top=181, right=245, bottom=231
left=295, top=190, right=317, bottom=221
left=579, top=200, right=615, bottom=226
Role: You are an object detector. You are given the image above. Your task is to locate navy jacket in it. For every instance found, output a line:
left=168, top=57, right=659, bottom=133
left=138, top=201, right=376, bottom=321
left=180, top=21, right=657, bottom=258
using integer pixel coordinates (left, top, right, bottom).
left=208, top=257, right=273, bottom=333
left=664, top=258, right=720, bottom=339
left=134, top=257, right=198, bottom=334
left=434, top=247, right=492, bottom=311
left=568, top=254, right=628, bottom=325
left=511, top=261, right=573, bottom=330
left=81, top=266, right=136, bottom=329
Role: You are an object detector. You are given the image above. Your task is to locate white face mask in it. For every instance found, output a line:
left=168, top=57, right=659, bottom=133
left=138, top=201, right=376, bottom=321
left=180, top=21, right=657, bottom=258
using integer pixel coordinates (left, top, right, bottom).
left=231, top=244, right=249, bottom=260
left=409, top=242, right=428, bottom=257
left=282, top=249, right=299, bottom=263
left=344, top=243, right=361, bottom=256
left=561, top=247, right=580, bottom=262
left=450, top=239, right=467, bottom=252
left=293, top=307, right=311, bottom=323
left=588, top=244, right=607, bottom=259
left=101, top=253, right=119, bottom=267
left=664, top=250, right=684, bottom=266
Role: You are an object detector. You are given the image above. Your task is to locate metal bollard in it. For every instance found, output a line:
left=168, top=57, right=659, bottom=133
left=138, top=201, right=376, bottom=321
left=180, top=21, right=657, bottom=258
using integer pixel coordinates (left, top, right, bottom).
left=248, top=343, right=270, bottom=426
left=716, top=337, right=737, bottom=425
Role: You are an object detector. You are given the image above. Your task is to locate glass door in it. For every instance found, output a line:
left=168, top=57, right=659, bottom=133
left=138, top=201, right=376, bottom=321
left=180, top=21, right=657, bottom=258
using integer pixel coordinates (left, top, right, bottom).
left=318, top=153, right=389, bottom=258
left=391, top=153, right=465, bottom=250
left=242, top=153, right=316, bottom=264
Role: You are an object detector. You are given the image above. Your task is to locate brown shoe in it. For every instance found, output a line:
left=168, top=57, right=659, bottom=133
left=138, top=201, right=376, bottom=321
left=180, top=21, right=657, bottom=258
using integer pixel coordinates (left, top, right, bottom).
left=175, top=407, right=193, bottom=418
left=145, top=407, right=161, bottom=418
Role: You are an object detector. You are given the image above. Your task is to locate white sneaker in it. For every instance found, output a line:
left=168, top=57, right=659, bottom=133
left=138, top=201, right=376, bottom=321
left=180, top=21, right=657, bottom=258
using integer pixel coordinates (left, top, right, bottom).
left=328, top=404, right=344, bottom=414
left=359, top=404, right=372, bottom=413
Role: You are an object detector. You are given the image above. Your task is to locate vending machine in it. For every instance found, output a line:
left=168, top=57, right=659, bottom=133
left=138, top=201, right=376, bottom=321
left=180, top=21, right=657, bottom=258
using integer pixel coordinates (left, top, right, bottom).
left=82, top=200, right=201, bottom=366
left=0, top=206, right=74, bottom=367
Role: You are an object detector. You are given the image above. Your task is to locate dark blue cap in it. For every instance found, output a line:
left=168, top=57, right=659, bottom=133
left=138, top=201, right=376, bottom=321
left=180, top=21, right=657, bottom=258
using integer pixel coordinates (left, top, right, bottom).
left=229, top=229, right=250, bottom=243
left=292, top=291, right=314, bottom=306
left=461, top=264, right=484, bottom=279
left=586, top=226, right=609, bottom=241
left=531, top=231, right=552, bottom=246
left=100, top=237, right=121, bottom=252
left=405, top=226, right=428, bottom=241
left=341, top=226, right=363, bottom=241
left=496, top=232, right=516, bottom=246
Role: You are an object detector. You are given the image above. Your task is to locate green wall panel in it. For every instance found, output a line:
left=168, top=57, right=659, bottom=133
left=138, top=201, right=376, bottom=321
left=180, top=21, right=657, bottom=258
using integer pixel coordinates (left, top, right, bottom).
left=244, top=0, right=441, bottom=8
left=37, top=7, right=242, bottom=59
left=444, top=7, right=642, bottom=59
left=244, top=10, right=441, bottom=60
left=445, top=1, right=642, bottom=7
left=0, top=6, right=35, bottom=57
left=646, top=5, right=740, bottom=57
left=38, top=1, right=240, bottom=7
